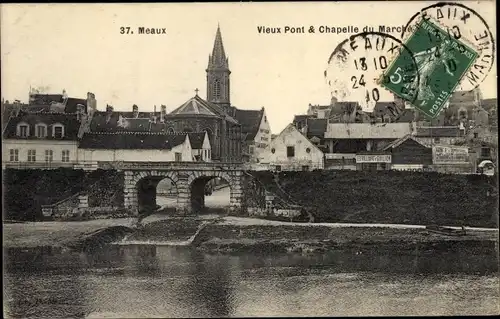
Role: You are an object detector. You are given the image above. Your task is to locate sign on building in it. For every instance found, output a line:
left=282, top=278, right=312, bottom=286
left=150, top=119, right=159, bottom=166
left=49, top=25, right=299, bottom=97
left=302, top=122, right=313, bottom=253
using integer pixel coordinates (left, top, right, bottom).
left=432, top=145, right=469, bottom=164
left=355, top=154, right=392, bottom=163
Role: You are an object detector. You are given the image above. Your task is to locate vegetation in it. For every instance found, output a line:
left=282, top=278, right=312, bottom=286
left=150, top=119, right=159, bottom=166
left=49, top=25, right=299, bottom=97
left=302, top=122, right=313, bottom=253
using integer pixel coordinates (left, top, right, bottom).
left=250, top=170, right=498, bottom=228
left=3, top=168, right=124, bottom=221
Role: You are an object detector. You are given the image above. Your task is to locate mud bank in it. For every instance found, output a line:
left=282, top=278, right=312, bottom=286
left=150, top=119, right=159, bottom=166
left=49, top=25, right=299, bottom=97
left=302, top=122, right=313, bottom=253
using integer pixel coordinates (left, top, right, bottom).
left=192, top=221, right=499, bottom=255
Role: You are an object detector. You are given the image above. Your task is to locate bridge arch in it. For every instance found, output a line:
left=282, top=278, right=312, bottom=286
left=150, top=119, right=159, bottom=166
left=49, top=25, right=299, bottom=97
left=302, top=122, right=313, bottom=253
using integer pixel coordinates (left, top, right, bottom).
left=187, top=170, right=235, bottom=214
left=124, top=168, right=243, bottom=215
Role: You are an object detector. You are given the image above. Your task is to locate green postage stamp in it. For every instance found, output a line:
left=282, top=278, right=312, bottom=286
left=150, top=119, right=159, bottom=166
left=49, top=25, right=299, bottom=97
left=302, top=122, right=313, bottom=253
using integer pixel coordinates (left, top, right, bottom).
left=380, top=18, right=479, bottom=118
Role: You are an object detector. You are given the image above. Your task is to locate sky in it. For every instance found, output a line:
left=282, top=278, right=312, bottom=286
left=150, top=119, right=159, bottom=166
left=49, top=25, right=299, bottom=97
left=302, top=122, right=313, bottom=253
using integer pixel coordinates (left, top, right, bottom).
left=1, top=1, right=497, bottom=134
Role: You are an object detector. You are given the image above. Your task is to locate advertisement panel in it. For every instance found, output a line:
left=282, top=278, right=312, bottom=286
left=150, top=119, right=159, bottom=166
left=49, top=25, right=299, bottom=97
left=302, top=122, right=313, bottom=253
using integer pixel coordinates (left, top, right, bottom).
left=355, top=154, right=392, bottom=163
left=432, top=145, right=469, bottom=164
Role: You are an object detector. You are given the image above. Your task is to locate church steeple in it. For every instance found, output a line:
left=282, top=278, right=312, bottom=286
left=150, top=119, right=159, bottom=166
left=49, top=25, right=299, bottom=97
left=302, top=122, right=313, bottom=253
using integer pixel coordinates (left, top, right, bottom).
left=207, top=24, right=231, bottom=107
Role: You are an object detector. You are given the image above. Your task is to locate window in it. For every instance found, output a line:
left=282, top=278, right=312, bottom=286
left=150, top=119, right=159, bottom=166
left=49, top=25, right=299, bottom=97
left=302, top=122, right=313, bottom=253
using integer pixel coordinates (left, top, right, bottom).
left=9, top=149, right=19, bottom=162
left=207, top=149, right=211, bottom=159
left=213, top=79, right=221, bottom=99
left=287, top=146, right=295, bottom=158
left=27, top=150, right=36, bottom=162
left=53, top=124, right=64, bottom=138
left=473, top=132, right=479, bottom=138
left=261, top=137, right=268, bottom=141
left=264, top=116, right=267, bottom=122
left=36, top=124, right=47, bottom=138
left=167, top=127, right=175, bottom=134
left=45, top=150, right=53, bottom=163
left=433, top=137, right=440, bottom=143
left=17, top=124, right=29, bottom=137
left=175, top=152, right=182, bottom=162
left=249, top=145, right=254, bottom=154
left=62, top=150, right=70, bottom=162
left=271, top=148, right=276, bottom=154
left=275, top=165, right=281, bottom=172
left=302, top=165, right=310, bottom=171
left=306, top=147, right=311, bottom=153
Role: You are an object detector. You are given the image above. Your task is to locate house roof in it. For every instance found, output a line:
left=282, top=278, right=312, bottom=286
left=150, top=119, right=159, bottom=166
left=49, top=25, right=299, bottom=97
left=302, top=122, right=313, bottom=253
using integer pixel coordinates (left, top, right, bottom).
left=187, top=132, right=207, bottom=149
left=233, top=108, right=264, bottom=141
left=79, top=132, right=188, bottom=150
left=64, top=98, right=87, bottom=113
left=324, top=123, right=413, bottom=139
left=90, top=111, right=157, bottom=132
left=306, top=118, right=328, bottom=138
left=29, top=94, right=64, bottom=105
left=3, top=110, right=81, bottom=140
left=382, top=134, right=427, bottom=150
left=415, top=126, right=464, bottom=137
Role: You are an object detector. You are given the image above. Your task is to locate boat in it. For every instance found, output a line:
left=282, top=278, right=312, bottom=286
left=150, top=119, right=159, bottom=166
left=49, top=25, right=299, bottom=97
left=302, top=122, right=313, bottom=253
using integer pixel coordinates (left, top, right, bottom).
left=425, top=225, right=467, bottom=236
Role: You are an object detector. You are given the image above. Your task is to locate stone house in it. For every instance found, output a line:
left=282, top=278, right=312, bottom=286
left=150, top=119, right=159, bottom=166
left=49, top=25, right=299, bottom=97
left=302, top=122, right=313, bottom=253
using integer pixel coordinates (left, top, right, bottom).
left=258, top=123, right=324, bottom=171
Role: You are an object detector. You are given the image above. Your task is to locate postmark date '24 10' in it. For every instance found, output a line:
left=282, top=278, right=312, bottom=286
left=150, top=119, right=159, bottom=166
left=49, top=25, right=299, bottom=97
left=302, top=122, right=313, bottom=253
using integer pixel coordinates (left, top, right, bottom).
left=120, top=27, right=167, bottom=35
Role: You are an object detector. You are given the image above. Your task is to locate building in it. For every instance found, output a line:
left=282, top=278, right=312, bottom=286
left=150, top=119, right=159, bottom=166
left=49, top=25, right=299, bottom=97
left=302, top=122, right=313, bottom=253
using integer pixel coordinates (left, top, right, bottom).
left=2, top=110, right=84, bottom=169
left=413, top=126, right=466, bottom=147
left=258, top=123, right=324, bottom=171
left=381, top=135, right=433, bottom=171
left=77, top=132, right=196, bottom=164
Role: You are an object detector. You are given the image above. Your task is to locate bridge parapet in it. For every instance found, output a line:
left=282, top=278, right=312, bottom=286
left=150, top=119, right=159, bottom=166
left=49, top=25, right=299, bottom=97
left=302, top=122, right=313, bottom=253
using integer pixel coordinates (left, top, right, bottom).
left=118, top=161, right=245, bottom=171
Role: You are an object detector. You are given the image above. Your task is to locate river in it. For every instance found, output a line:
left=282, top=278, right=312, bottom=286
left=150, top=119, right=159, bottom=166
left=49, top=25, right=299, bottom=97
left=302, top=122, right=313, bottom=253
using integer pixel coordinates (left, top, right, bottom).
left=3, top=243, right=499, bottom=318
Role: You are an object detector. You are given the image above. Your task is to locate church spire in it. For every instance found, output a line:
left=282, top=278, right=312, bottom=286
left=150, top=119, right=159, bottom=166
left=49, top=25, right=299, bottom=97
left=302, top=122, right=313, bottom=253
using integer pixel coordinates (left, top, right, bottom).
left=208, top=24, right=229, bottom=69
left=206, top=25, right=231, bottom=107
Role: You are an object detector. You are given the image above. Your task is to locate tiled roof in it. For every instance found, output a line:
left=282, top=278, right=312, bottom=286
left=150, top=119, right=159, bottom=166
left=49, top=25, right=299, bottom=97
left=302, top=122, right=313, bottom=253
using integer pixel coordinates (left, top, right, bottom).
left=187, top=132, right=207, bottom=149
left=64, top=98, right=87, bottom=113
left=90, top=111, right=157, bottom=132
left=233, top=108, right=263, bottom=141
left=382, top=134, right=427, bottom=150
left=415, top=126, right=464, bottom=137
left=79, top=132, right=188, bottom=150
left=306, top=118, right=328, bottom=138
left=29, top=94, right=64, bottom=105
left=324, top=123, right=413, bottom=139
left=3, top=110, right=81, bottom=140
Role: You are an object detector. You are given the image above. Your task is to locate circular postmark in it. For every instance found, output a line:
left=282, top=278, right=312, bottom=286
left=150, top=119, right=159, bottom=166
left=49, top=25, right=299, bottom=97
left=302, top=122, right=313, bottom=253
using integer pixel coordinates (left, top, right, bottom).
left=324, top=31, right=419, bottom=121
left=402, top=2, right=495, bottom=92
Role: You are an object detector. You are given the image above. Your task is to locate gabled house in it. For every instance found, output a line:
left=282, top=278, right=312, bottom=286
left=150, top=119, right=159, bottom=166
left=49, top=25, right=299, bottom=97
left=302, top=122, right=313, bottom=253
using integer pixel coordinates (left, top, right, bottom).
left=259, top=123, right=324, bottom=171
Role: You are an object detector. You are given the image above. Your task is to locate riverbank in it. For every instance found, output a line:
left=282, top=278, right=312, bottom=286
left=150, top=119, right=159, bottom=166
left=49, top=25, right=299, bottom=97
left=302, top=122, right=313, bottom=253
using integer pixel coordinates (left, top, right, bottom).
left=3, top=215, right=498, bottom=254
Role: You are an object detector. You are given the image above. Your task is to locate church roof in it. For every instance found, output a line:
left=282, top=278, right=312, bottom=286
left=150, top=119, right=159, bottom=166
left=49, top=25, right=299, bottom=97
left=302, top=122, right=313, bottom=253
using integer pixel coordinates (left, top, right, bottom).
left=169, top=95, right=220, bottom=117
left=79, top=132, right=188, bottom=150
left=233, top=107, right=264, bottom=141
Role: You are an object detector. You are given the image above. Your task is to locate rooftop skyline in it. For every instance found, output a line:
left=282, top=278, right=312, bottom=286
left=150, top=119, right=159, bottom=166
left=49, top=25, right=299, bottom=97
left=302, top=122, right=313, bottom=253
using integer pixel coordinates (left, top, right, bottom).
left=1, top=1, right=497, bottom=133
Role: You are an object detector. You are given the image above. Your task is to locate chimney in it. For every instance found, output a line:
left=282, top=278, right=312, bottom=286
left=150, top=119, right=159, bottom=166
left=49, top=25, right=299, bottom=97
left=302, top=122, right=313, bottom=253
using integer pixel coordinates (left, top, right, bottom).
left=106, top=104, right=113, bottom=123
left=132, top=104, right=139, bottom=118
left=76, top=104, right=85, bottom=121
left=86, top=92, right=97, bottom=113
left=160, top=105, right=166, bottom=122
left=150, top=112, right=157, bottom=124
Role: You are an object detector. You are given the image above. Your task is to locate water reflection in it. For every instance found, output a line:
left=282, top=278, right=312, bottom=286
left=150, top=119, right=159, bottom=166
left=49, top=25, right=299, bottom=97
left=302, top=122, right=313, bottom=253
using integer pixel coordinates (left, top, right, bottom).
left=3, top=244, right=499, bottom=318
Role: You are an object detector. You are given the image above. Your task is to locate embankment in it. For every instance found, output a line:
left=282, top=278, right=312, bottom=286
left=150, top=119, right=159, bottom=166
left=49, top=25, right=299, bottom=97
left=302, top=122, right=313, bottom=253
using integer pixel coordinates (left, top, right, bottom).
left=249, top=170, right=498, bottom=228
left=192, top=217, right=499, bottom=255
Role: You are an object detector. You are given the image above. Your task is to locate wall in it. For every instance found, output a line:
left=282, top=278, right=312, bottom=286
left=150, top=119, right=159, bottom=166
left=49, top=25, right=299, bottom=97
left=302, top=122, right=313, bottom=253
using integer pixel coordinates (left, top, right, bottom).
left=78, top=140, right=192, bottom=162
left=2, top=139, right=78, bottom=168
left=251, top=109, right=272, bottom=162
left=259, top=124, right=324, bottom=170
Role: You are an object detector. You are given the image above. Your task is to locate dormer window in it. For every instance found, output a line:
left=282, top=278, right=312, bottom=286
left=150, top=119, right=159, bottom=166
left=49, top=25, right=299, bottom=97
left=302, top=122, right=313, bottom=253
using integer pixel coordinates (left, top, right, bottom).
left=53, top=124, right=65, bottom=138
left=17, top=123, right=29, bottom=137
left=35, top=124, right=48, bottom=138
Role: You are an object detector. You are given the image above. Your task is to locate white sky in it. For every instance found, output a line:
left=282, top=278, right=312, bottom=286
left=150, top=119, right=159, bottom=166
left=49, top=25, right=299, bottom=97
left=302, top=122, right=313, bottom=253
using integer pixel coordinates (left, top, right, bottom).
left=1, top=1, right=497, bottom=133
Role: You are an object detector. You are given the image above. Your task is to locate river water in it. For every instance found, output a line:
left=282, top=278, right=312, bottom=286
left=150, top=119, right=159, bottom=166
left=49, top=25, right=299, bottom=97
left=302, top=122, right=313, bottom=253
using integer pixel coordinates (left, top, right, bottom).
left=3, top=244, right=499, bottom=318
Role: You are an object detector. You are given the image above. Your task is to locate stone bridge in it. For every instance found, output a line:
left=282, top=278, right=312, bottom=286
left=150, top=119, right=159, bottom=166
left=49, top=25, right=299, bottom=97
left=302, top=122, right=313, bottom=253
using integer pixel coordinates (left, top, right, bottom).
left=119, top=162, right=245, bottom=215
